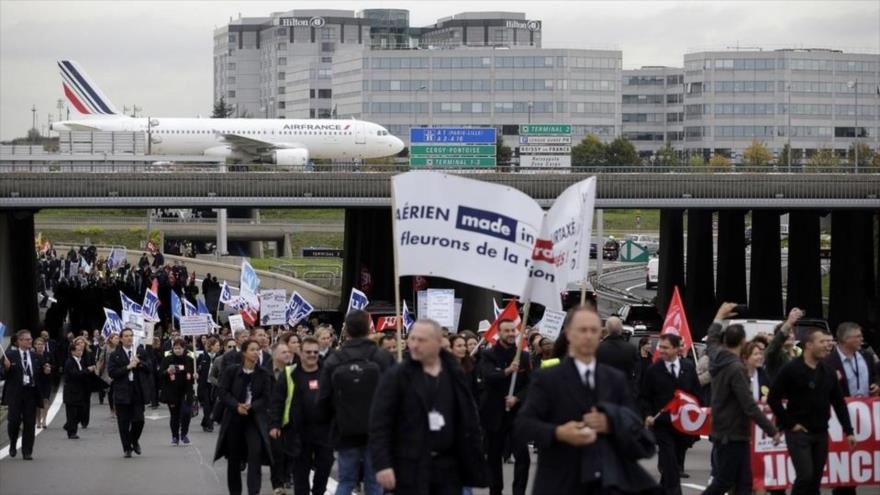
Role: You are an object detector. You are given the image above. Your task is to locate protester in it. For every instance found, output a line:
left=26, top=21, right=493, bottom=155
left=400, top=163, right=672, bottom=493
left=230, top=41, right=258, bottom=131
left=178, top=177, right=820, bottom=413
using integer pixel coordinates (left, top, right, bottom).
left=160, top=338, right=195, bottom=445
left=252, top=327, right=273, bottom=372
left=597, top=316, right=639, bottom=392
left=63, top=339, right=95, bottom=439
left=32, top=336, right=53, bottom=429
left=108, top=327, right=153, bottom=458
left=78, top=335, right=97, bottom=428
left=369, top=319, right=488, bottom=494
left=316, top=326, right=335, bottom=363
left=765, top=308, right=804, bottom=381
left=702, top=303, right=781, bottom=495
left=2, top=329, right=50, bottom=459
left=214, top=338, right=274, bottom=495
left=479, top=319, right=531, bottom=495
left=97, top=332, right=121, bottom=414
left=378, top=333, right=398, bottom=355
left=517, top=306, right=659, bottom=494
left=639, top=333, right=700, bottom=495
left=268, top=341, right=292, bottom=495
left=318, top=310, right=394, bottom=495
left=198, top=336, right=220, bottom=432
left=768, top=327, right=856, bottom=495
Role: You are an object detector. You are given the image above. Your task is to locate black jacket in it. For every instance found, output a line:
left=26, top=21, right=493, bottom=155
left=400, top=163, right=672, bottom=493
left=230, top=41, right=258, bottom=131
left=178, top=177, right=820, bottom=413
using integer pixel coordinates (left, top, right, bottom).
left=317, top=338, right=395, bottom=449
left=159, top=352, right=195, bottom=405
left=107, top=345, right=154, bottom=406
left=478, top=343, right=530, bottom=432
left=369, top=351, right=488, bottom=492
left=516, top=358, right=658, bottom=495
left=1, top=348, right=47, bottom=406
left=213, top=364, right=273, bottom=465
left=597, top=333, right=639, bottom=382
left=197, top=352, right=216, bottom=402
left=63, top=356, right=92, bottom=407
left=638, top=357, right=700, bottom=427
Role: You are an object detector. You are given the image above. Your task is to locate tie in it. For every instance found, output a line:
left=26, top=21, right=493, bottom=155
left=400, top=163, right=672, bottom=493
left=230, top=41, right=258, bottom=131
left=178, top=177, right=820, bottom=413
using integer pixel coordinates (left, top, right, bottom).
left=584, top=369, right=593, bottom=390
left=24, top=353, right=33, bottom=385
left=127, top=349, right=134, bottom=381
left=670, top=363, right=677, bottom=379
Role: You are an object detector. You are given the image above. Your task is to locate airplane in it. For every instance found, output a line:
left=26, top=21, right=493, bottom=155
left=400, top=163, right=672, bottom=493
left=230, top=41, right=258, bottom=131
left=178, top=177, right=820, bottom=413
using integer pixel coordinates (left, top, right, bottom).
left=50, top=60, right=405, bottom=165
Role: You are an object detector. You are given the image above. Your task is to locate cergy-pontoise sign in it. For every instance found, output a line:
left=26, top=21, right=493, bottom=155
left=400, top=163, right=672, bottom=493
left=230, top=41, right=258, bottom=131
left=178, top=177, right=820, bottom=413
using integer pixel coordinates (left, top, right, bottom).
left=505, top=20, right=541, bottom=32
left=279, top=16, right=326, bottom=28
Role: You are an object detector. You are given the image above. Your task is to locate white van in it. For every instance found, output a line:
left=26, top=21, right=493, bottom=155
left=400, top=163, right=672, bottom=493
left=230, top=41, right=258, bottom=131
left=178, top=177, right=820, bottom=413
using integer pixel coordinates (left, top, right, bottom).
left=645, top=257, right=659, bottom=289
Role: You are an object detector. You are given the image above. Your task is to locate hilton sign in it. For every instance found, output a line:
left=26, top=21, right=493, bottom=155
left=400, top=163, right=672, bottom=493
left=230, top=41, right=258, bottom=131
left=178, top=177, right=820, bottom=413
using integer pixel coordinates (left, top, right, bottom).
left=279, top=16, right=326, bottom=28
left=505, top=20, right=541, bottom=32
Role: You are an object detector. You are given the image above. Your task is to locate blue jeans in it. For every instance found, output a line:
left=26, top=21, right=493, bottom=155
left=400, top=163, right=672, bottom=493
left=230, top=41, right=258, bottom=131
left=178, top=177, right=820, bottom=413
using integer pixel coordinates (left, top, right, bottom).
left=335, top=446, right=382, bottom=495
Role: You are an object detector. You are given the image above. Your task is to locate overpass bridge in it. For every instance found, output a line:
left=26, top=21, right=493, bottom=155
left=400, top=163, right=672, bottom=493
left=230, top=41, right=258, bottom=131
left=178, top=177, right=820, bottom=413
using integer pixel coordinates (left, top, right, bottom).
left=2, top=166, right=878, bottom=346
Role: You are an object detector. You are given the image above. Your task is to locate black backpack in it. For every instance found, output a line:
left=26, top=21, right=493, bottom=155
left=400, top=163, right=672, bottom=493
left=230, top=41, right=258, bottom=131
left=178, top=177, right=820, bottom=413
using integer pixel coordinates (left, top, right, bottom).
left=331, top=346, right=381, bottom=437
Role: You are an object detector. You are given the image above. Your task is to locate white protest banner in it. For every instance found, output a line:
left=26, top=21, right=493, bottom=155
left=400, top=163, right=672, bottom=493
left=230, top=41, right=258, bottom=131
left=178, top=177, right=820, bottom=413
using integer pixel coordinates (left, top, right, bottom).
left=392, top=171, right=543, bottom=298
left=121, top=310, right=146, bottom=338
left=239, top=260, right=261, bottom=309
left=417, top=290, right=427, bottom=319
left=143, top=321, right=156, bottom=342
left=453, top=298, right=463, bottom=333
left=228, top=314, right=246, bottom=333
left=259, top=289, right=288, bottom=326
left=536, top=309, right=566, bottom=341
left=180, top=314, right=210, bottom=337
left=425, top=288, right=455, bottom=328
left=526, top=177, right=597, bottom=310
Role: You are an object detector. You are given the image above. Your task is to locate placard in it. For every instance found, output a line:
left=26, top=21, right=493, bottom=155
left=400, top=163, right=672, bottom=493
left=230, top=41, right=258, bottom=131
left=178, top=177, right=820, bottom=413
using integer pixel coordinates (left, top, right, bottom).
left=453, top=298, right=463, bottom=333
left=426, top=288, right=455, bottom=328
left=180, top=314, right=210, bottom=336
left=228, top=314, right=246, bottom=333
left=143, top=321, right=156, bottom=343
left=537, top=309, right=566, bottom=341
left=122, top=310, right=145, bottom=338
left=259, top=289, right=288, bottom=326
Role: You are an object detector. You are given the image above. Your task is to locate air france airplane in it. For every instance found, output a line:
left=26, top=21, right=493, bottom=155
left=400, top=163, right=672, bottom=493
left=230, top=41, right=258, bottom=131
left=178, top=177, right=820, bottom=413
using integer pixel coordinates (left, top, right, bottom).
left=50, top=60, right=404, bottom=165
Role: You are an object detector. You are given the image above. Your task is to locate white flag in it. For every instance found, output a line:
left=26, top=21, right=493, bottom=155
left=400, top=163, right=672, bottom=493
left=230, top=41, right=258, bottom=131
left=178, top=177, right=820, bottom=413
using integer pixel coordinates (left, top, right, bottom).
left=239, top=261, right=261, bottom=310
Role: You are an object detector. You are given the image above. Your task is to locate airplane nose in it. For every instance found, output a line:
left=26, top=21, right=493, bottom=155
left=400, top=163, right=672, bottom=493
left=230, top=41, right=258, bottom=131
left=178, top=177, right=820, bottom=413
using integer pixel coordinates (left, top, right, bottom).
left=392, top=137, right=404, bottom=154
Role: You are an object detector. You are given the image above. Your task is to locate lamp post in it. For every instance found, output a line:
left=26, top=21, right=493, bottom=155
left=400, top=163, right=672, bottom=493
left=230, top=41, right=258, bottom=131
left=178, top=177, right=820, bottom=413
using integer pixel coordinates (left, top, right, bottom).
left=786, top=82, right=792, bottom=169
left=847, top=79, right=858, bottom=172
left=527, top=101, right=533, bottom=124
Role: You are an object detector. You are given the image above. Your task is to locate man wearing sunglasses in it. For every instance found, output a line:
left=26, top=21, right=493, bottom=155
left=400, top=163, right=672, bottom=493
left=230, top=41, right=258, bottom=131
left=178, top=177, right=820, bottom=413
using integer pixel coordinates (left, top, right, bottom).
left=270, top=336, right=334, bottom=495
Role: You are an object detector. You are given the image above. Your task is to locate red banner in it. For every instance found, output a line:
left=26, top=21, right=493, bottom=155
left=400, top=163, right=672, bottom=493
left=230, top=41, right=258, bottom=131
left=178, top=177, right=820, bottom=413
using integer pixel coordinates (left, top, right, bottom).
left=751, top=397, right=880, bottom=490
left=653, top=286, right=694, bottom=361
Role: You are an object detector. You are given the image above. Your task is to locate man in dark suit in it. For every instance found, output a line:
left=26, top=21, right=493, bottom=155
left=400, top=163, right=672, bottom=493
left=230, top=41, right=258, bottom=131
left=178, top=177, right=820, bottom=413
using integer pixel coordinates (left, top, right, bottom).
left=2, top=329, right=50, bottom=459
left=517, top=307, right=658, bottom=495
left=640, top=333, right=701, bottom=495
left=479, top=319, right=531, bottom=495
left=108, top=327, right=154, bottom=458
left=252, top=327, right=274, bottom=373
left=597, top=316, right=640, bottom=392
left=63, top=340, right=95, bottom=439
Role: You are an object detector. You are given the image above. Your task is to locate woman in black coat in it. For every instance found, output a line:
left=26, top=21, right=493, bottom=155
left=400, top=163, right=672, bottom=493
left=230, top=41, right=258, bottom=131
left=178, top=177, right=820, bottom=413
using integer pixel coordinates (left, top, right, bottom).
left=63, top=341, right=94, bottom=439
left=33, top=337, right=54, bottom=429
left=160, top=339, right=195, bottom=445
left=213, top=339, right=273, bottom=495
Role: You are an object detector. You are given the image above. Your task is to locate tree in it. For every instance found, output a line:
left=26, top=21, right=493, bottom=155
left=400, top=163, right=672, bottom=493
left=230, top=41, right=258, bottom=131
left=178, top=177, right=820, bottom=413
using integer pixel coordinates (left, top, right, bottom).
left=807, top=148, right=839, bottom=169
left=743, top=140, right=772, bottom=167
left=495, top=136, right=512, bottom=167
left=708, top=154, right=732, bottom=169
left=778, top=143, right=803, bottom=168
left=847, top=142, right=875, bottom=168
left=605, top=136, right=640, bottom=166
left=212, top=97, right=234, bottom=118
left=27, top=128, right=40, bottom=143
left=571, top=134, right=606, bottom=167
left=687, top=153, right=706, bottom=167
left=656, top=142, right=679, bottom=167
left=873, top=151, right=880, bottom=168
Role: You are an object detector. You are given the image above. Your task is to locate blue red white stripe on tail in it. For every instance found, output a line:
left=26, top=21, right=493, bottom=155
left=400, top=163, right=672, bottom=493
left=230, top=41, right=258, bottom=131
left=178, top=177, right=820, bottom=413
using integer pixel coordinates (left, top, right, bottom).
left=58, top=60, right=118, bottom=115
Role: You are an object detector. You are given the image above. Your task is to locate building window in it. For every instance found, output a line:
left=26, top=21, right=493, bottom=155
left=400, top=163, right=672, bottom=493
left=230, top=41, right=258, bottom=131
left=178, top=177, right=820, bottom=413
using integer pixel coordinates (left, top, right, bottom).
left=321, top=57, right=332, bottom=63
left=227, top=90, right=236, bottom=98
left=277, top=72, right=285, bottom=80
left=277, top=43, right=286, bottom=50
left=309, top=89, right=315, bottom=98
left=277, top=86, right=285, bottom=94
left=318, top=89, right=332, bottom=99
left=278, top=57, right=287, bottom=65
left=227, top=76, right=236, bottom=84
left=227, top=62, right=236, bottom=70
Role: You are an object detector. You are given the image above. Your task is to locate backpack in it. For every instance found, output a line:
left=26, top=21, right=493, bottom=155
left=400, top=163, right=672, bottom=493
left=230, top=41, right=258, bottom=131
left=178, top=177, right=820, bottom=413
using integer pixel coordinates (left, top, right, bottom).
left=331, top=346, right=381, bottom=437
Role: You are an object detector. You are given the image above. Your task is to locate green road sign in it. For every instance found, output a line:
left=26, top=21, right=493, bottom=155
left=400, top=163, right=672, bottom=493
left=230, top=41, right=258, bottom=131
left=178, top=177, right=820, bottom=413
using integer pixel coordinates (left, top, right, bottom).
left=519, top=124, right=572, bottom=135
left=619, top=240, right=649, bottom=263
left=410, top=145, right=496, bottom=156
left=410, top=157, right=496, bottom=167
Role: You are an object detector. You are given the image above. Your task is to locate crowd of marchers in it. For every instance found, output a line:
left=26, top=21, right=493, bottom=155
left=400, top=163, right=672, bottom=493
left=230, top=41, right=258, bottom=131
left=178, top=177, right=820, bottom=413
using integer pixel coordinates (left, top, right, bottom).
left=3, top=296, right=879, bottom=495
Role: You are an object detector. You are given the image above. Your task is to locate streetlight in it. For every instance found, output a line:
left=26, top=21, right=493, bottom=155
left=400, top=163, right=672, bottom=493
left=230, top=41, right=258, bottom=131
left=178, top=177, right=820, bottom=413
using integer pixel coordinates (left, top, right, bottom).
left=786, top=83, right=792, bottom=170
left=527, top=101, right=533, bottom=124
left=847, top=80, right=858, bottom=171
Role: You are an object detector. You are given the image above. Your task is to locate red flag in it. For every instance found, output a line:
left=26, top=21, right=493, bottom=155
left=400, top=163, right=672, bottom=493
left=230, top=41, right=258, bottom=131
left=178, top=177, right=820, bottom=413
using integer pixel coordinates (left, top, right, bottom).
left=413, top=276, right=428, bottom=292
left=662, top=389, right=712, bottom=436
left=376, top=316, right=399, bottom=332
left=484, top=299, right=523, bottom=346
left=240, top=301, right=259, bottom=327
left=654, top=286, right=694, bottom=360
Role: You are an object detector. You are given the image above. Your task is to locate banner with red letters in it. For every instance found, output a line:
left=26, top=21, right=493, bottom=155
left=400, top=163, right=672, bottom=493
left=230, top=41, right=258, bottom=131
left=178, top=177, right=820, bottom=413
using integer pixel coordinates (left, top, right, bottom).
left=751, top=397, right=880, bottom=490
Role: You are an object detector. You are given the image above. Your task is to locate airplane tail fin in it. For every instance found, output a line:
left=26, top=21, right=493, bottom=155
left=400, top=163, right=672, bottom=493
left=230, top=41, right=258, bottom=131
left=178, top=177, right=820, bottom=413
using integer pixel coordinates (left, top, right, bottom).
left=58, top=60, right=120, bottom=116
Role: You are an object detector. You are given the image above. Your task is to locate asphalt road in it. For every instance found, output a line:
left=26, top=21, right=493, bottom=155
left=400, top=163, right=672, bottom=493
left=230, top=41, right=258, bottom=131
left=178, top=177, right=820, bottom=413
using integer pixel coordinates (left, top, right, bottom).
left=0, top=387, right=716, bottom=495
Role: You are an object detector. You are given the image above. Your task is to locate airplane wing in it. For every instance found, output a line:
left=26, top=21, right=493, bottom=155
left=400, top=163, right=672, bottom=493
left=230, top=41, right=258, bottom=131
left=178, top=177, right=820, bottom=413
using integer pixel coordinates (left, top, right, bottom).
left=216, top=132, right=306, bottom=155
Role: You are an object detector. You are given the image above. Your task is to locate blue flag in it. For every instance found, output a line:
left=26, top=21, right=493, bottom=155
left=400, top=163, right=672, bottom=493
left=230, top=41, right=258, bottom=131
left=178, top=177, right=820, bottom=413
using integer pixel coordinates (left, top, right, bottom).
left=102, top=308, right=123, bottom=338
left=286, top=291, right=314, bottom=327
left=197, top=298, right=210, bottom=315
left=219, top=281, right=233, bottom=304
left=184, top=298, right=198, bottom=317
left=0, top=321, right=6, bottom=339
left=107, top=247, right=127, bottom=270
left=142, top=289, right=159, bottom=322
left=347, top=288, right=369, bottom=314
left=171, top=291, right=183, bottom=321
left=120, top=291, right=142, bottom=315
left=403, top=301, right=416, bottom=331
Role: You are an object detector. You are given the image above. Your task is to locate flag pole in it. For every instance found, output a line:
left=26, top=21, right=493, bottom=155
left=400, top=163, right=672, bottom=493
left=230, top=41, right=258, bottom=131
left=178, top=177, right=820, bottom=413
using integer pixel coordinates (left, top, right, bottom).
left=506, top=298, right=532, bottom=407
left=389, top=176, right=404, bottom=361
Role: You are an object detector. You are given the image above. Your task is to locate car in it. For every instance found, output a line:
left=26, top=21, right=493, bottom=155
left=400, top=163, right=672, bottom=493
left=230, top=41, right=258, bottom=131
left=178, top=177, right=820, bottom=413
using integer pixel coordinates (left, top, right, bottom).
left=590, top=242, right=598, bottom=259
left=562, top=281, right=598, bottom=311
left=616, top=304, right=663, bottom=333
left=723, top=319, right=782, bottom=341
left=603, top=239, right=620, bottom=260
left=645, top=257, right=659, bottom=289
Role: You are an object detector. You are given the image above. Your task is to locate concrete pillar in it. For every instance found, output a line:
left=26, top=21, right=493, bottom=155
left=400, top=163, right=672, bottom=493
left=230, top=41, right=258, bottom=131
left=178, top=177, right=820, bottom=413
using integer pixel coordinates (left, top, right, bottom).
left=216, top=208, right=228, bottom=256
left=716, top=210, right=747, bottom=305
left=786, top=211, right=822, bottom=318
left=749, top=210, right=783, bottom=319
left=685, top=210, right=715, bottom=340
left=341, top=208, right=395, bottom=313
left=657, top=209, right=685, bottom=316
left=249, top=209, right=263, bottom=258
left=282, top=233, right=293, bottom=258
left=829, top=211, right=872, bottom=330
left=0, top=211, right=39, bottom=334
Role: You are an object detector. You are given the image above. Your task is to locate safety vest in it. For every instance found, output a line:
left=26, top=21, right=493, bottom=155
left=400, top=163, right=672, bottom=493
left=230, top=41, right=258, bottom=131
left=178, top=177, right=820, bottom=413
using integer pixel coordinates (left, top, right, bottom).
left=282, top=364, right=297, bottom=428
left=540, top=358, right=560, bottom=369
left=164, top=350, right=196, bottom=359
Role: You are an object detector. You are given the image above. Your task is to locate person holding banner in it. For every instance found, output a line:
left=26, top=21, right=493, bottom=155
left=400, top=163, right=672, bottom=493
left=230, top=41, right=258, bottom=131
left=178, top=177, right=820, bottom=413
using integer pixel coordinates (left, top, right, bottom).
left=702, top=303, right=781, bottom=495
left=160, top=339, right=196, bottom=445
left=108, top=327, right=154, bottom=458
left=768, top=327, right=855, bottom=495
left=517, top=306, right=658, bottom=495
left=639, top=334, right=700, bottom=495
left=479, top=319, right=532, bottom=495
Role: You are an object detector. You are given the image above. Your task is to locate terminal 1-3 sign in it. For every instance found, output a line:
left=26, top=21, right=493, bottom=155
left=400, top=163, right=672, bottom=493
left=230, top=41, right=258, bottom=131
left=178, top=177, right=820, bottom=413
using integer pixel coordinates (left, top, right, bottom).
left=410, top=128, right=497, bottom=168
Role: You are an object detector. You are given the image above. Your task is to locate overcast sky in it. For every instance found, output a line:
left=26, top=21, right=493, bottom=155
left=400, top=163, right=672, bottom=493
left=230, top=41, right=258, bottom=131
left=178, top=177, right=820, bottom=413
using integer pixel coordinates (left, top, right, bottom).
left=1, top=0, right=878, bottom=140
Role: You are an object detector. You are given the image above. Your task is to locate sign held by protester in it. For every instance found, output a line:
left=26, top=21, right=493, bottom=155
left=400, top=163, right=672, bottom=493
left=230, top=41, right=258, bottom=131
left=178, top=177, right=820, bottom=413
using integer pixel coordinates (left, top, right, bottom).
left=259, top=289, right=288, bottom=326
left=536, top=309, right=566, bottom=341
left=180, top=314, right=211, bottom=337
left=228, top=314, right=246, bottom=333
left=425, top=289, right=455, bottom=329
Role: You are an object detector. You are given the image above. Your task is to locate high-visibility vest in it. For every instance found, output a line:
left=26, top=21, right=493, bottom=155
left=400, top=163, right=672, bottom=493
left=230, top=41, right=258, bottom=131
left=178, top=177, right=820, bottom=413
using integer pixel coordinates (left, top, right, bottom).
left=540, top=358, right=560, bottom=369
left=164, top=350, right=195, bottom=359
left=282, top=365, right=297, bottom=428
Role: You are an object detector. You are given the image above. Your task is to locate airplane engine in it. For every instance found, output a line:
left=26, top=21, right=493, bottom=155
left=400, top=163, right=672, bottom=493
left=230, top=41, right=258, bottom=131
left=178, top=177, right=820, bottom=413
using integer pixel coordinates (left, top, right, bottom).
left=272, top=148, right=309, bottom=166
left=204, top=145, right=237, bottom=159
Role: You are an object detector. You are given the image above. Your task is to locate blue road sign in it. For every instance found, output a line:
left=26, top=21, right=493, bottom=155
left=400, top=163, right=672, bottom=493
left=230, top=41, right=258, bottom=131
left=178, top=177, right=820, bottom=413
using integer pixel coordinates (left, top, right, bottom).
left=410, top=127, right=496, bottom=144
